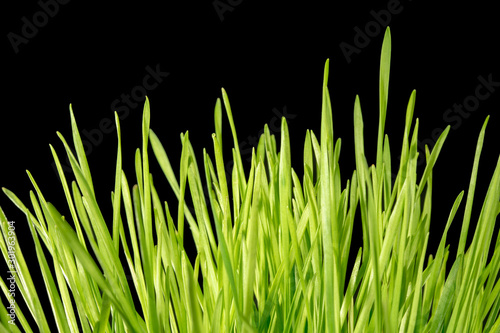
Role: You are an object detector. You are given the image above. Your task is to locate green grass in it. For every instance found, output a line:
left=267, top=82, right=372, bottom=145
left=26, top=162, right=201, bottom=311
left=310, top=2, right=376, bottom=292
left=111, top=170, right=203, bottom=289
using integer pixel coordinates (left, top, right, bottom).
left=1, top=26, right=500, bottom=332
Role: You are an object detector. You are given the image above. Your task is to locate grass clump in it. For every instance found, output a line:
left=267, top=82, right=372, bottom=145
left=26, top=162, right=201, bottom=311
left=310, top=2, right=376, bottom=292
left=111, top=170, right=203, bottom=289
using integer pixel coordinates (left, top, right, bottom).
left=1, top=27, right=500, bottom=332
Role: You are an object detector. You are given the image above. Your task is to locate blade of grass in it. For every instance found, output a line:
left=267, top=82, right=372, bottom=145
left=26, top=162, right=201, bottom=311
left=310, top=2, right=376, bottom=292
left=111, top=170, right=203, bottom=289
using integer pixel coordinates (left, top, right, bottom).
left=457, top=116, right=489, bottom=258
left=376, top=27, right=391, bottom=181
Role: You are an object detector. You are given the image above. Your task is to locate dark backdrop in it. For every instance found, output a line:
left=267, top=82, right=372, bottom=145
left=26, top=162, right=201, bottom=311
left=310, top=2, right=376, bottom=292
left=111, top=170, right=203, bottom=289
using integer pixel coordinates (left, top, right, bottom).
left=2, top=0, right=500, bottom=328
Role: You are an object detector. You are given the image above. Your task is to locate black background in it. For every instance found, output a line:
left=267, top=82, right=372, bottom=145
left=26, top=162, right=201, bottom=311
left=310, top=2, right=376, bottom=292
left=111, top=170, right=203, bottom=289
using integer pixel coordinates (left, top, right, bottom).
left=1, top=0, right=500, bottom=328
